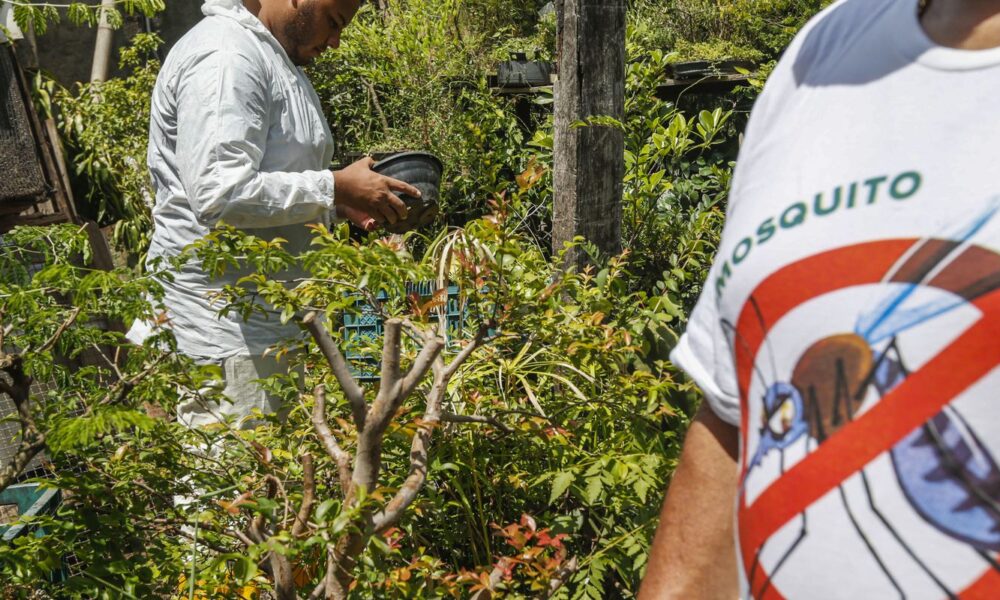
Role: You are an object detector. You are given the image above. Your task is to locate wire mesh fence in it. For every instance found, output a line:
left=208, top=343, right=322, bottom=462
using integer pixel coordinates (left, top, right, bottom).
left=0, top=233, right=57, bottom=482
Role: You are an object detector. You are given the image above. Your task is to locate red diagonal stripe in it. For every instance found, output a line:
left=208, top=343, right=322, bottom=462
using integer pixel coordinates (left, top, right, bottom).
left=739, top=291, right=1000, bottom=569
left=959, top=566, right=1000, bottom=599
left=732, top=240, right=913, bottom=476
left=758, top=579, right=788, bottom=600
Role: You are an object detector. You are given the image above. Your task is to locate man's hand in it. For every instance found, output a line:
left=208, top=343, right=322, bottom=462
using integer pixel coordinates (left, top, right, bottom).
left=333, top=156, right=420, bottom=226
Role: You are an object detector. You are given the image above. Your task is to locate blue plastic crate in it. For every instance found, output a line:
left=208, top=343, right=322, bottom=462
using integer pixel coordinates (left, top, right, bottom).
left=0, top=482, right=69, bottom=581
left=0, top=482, right=60, bottom=542
left=342, top=283, right=467, bottom=381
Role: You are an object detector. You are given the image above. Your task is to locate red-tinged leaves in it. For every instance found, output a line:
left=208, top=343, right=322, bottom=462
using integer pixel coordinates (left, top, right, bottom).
left=409, top=288, right=447, bottom=320
left=535, top=529, right=567, bottom=550
left=383, top=527, right=404, bottom=551
left=516, top=158, right=546, bottom=191
left=249, top=440, right=272, bottom=465
left=216, top=491, right=254, bottom=515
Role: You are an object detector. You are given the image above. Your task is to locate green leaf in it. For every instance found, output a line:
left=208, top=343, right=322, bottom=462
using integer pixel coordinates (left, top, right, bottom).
left=230, top=554, right=258, bottom=584
left=584, top=475, right=603, bottom=504
left=315, top=499, right=337, bottom=522
left=648, top=170, right=666, bottom=189
left=549, top=470, right=575, bottom=505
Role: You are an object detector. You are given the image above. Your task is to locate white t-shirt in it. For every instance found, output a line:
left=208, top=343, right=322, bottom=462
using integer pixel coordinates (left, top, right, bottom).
left=671, top=0, right=1000, bottom=597
left=127, top=0, right=336, bottom=359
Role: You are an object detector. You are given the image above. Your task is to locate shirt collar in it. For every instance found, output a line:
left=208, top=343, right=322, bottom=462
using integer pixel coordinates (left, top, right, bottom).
left=202, top=1, right=267, bottom=33
left=201, top=0, right=301, bottom=72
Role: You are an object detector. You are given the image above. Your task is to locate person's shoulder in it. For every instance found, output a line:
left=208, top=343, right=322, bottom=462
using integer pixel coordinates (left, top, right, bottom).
left=165, top=15, right=264, bottom=71
left=782, top=0, right=900, bottom=79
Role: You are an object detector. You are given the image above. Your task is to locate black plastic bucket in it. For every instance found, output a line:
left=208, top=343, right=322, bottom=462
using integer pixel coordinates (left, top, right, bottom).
left=372, top=151, right=443, bottom=234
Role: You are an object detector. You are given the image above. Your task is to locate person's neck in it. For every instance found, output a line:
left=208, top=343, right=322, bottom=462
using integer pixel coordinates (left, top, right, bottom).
left=921, top=0, right=1000, bottom=49
left=243, top=0, right=262, bottom=17
left=243, top=0, right=279, bottom=35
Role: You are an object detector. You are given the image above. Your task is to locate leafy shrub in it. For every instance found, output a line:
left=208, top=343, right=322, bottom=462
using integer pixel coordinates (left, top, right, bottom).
left=308, top=0, right=540, bottom=229
left=630, top=0, right=832, bottom=64
left=0, top=225, right=215, bottom=597
left=45, top=33, right=162, bottom=256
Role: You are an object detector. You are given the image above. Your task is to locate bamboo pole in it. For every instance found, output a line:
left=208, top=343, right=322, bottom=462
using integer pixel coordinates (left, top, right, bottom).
left=90, top=0, right=116, bottom=83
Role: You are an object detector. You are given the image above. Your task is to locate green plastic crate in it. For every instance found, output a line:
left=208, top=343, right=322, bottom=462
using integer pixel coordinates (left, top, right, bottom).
left=342, top=283, right=466, bottom=381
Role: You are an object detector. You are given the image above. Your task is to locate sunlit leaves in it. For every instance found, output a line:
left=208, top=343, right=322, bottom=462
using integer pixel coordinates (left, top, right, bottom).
left=53, top=33, right=162, bottom=254
left=9, top=0, right=164, bottom=33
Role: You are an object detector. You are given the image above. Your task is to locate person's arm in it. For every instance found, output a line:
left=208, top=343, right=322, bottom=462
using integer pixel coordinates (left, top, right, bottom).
left=638, top=402, right=740, bottom=600
left=174, top=49, right=413, bottom=229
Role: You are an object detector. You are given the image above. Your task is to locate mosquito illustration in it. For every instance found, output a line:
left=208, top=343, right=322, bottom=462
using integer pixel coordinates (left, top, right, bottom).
left=724, top=204, right=1000, bottom=599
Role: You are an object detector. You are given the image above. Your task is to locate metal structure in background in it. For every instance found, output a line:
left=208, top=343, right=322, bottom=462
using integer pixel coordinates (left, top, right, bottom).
left=0, top=44, right=79, bottom=232
left=0, top=44, right=46, bottom=214
left=656, top=60, right=756, bottom=102
left=488, top=52, right=555, bottom=135
left=0, top=236, right=55, bottom=484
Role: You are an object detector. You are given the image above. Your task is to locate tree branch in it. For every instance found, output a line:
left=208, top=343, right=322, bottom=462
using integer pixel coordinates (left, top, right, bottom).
left=442, top=323, right=489, bottom=379
left=547, top=556, right=578, bottom=597
left=0, top=357, right=45, bottom=490
left=361, top=77, right=390, bottom=133
left=303, top=312, right=367, bottom=430
left=370, top=412, right=435, bottom=534
left=378, top=319, right=402, bottom=397
left=396, top=337, right=445, bottom=410
left=0, top=304, right=11, bottom=349
left=36, top=306, right=81, bottom=354
left=311, top=384, right=353, bottom=493
left=371, top=321, right=490, bottom=533
left=372, top=368, right=446, bottom=533
left=0, top=435, right=45, bottom=491
left=367, top=320, right=443, bottom=437
left=469, top=558, right=514, bottom=600
left=440, top=412, right=513, bottom=434
left=100, top=352, right=171, bottom=409
left=292, top=453, right=316, bottom=538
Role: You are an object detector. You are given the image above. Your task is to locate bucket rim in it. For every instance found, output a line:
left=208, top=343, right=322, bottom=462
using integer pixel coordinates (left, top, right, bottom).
left=372, top=151, right=443, bottom=175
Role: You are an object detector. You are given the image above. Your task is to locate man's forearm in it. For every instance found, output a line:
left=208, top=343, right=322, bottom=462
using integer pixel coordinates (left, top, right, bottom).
left=639, top=403, right=740, bottom=600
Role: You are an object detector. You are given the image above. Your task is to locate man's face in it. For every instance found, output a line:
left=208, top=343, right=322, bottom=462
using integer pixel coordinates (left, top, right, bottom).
left=279, top=0, right=361, bottom=66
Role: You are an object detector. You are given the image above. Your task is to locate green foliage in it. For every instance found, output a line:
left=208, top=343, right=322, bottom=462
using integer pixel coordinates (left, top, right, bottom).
left=0, top=225, right=210, bottom=597
left=3, top=0, right=164, bottom=38
left=629, top=0, right=832, bottom=64
left=620, top=45, right=732, bottom=309
left=0, top=202, right=678, bottom=598
left=181, top=183, right=693, bottom=598
left=307, top=0, right=543, bottom=226
left=45, top=33, right=162, bottom=256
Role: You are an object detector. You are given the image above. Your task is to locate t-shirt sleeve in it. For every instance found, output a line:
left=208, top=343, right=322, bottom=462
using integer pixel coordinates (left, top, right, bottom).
left=671, top=280, right=742, bottom=427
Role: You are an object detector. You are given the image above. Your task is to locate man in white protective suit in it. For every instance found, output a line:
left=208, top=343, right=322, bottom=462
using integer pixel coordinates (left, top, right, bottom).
left=127, top=0, right=418, bottom=428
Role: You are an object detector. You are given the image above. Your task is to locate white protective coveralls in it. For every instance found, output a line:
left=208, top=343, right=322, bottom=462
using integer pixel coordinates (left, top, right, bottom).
left=127, top=0, right=335, bottom=426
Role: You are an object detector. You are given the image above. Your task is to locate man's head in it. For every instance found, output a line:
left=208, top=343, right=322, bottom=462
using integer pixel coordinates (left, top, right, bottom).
left=259, top=0, right=362, bottom=66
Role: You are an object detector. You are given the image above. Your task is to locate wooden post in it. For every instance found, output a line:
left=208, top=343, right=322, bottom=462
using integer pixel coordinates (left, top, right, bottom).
left=552, top=0, right=625, bottom=269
